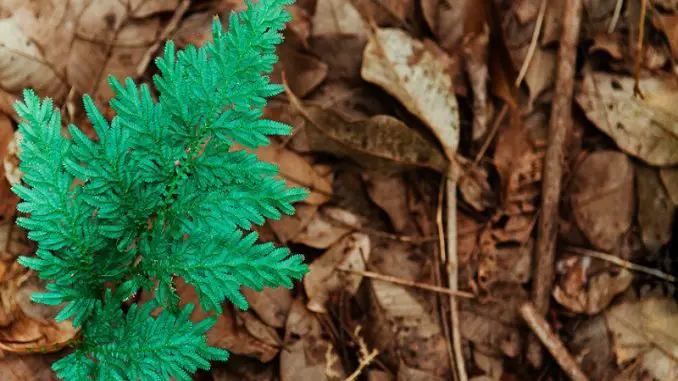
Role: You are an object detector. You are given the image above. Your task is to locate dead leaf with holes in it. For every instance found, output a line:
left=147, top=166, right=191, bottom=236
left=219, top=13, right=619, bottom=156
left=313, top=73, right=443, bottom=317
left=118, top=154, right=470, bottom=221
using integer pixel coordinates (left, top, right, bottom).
left=361, top=27, right=459, bottom=160
left=605, top=294, right=678, bottom=381
left=635, top=164, right=676, bottom=252
left=576, top=71, right=678, bottom=166
left=569, top=151, right=634, bottom=251
left=280, top=298, right=347, bottom=381
left=305, top=232, right=370, bottom=313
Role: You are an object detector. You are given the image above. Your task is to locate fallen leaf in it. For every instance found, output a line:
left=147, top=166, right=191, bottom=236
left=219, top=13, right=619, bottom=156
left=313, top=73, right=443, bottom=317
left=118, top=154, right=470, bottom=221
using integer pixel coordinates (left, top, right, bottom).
left=0, top=115, right=18, bottom=219
left=212, top=355, right=274, bottom=381
left=250, top=143, right=334, bottom=205
left=305, top=233, right=370, bottom=313
left=312, top=0, right=367, bottom=37
left=522, top=47, right=556, bottom=108
left=0, top=352, right=63, bottom=381
left=569, top=315, right=619, bottom=381
left=462, top=23, right=490, bottom=140
left=286, top=89, right=449, bottom=173
left=364, top=172, right=410, bottom=232
left=268, top=203, right=319, bottom=245
left=293, top=206, right=356, bottom=249
left=397, top=364, right=445, bottom=381
left=241, top=286, right=293, bottom=329
left=569, top=151, right=634, bottom=251
left=653, top=14, right=678, bottom=60
left=273, top=46, right=328, bottom=98
left=310, top=34, right=366, bottom=84
left=361, top=27, right=459, bottom=160
left=605, top=295, right=678, bottom=381
left=635, top=164, right=676, bottom=252
left=576, top=71, right=678, bottom=166
left=660, top=167, right=678, bottom=205
left=280, top=298, right=347, bottom=381
left=554, top=267, right=633, bottom=315
left=589, top=32, right=624, bottom=60
left=129, top=0, right=181, bottom=18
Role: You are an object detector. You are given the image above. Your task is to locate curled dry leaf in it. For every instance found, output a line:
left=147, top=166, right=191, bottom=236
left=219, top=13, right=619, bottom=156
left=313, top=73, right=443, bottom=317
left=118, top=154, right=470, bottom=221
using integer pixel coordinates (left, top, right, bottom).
left=286, top=87, right=449, bottom=174
left=281, top=298, right=347, bottom=381
left=361, top=27, right=459, bottom=160
left=635, top=164, right=676, bottom=252
left=569, top=151, right=634, bottom=251
left=576, top=71, right=678, bottom=166
left=605, top=295, right=678, bottom=381
left=304, top=232, right=370, bottom=313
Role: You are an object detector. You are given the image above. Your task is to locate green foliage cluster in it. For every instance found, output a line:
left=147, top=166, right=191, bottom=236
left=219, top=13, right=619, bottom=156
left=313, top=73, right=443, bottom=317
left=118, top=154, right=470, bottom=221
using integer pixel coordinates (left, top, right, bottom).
left=11, top=0, right=308, bottom=379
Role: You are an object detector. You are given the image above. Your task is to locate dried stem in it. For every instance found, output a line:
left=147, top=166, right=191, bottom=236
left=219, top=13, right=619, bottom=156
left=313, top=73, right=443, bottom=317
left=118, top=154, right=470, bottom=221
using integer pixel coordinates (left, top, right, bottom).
left=528, top=0, right=584, bottom=367
left=520, top=302, right=590, bottom=381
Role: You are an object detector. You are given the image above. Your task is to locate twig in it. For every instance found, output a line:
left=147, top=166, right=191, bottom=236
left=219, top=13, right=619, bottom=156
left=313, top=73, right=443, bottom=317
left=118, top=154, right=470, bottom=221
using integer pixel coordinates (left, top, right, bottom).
left=608, top=0, right=624, bottom=33
left=564, top=246, right=677, bottom=283
left=337, top=268, right=475, bottom=299
left=633, top=0, right=647, bottom=98
left=528, top=0, right=584, bottom=368
left=520, top=302, right=590, bottom=381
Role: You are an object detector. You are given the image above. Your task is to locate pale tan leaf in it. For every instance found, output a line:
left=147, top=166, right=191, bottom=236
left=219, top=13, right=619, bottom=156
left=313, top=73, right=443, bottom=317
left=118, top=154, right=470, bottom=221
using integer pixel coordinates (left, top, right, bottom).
left=361, top=28, right=459, bottom=159
left=304, top=233, right=370, bottom=313
left=312, top=0, right=367, bottom=37
left=605, top=296, right=678, bottom=381
left=576, top=71, right=678, bottom=166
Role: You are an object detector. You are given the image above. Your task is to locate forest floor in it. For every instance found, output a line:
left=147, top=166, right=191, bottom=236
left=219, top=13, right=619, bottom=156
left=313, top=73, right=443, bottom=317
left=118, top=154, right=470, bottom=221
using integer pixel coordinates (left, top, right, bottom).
left=0, top=0, right=676, bottom=380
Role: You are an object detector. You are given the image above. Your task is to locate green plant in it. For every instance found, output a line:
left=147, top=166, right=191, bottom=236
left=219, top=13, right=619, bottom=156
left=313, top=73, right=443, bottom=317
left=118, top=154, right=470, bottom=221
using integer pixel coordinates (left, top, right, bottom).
left=11, top=0, right=308, bottom=379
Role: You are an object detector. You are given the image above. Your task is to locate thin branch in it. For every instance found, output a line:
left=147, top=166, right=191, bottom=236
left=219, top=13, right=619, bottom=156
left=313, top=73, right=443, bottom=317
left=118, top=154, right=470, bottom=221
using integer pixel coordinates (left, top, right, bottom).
left=520, top=302, right=590, bottom=381
left=528, top=0, right=584, bottom=367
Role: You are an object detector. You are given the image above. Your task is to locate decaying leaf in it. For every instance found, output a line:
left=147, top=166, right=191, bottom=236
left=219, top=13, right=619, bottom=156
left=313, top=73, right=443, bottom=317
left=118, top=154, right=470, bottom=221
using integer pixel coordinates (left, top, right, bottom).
left=280, top=298, right=347, bottom=381
left=554, top=265, right=633, bottom=315
left=635, top=164, right=676, bottom=252
left=569, top=151, right=634, bottom=251
left=605, top=295, right=678, bottom=381
left=304, top=233, right=370, bottom=313
left=576, top=71, right=678, bottom=166
left=286, top=88, right=449, bottom=173
left=361, top=27, right=459, bottom=160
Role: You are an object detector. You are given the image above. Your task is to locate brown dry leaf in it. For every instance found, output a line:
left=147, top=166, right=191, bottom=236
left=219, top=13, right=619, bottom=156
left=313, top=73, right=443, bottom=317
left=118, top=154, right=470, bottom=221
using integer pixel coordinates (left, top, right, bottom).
left=312, top=0, right=367, bottom=37
left=554, top=266, right=633, bottom=315
left=273, top=46, right=328, bottom=98
left=660, top=167, right=678, bottom=205
left=635, top=164, right=676, bottom=252
left=248, top=143, right=334, bottom=205
left=241, top=286, right=293, bottom=329
left=473, top=350, right=504, bottom=380
left=605, top=295, right=678, bottom=381
left=0, top=115, right=18, bottom=219
left=654, top=14, right=678, bottom=60
left=269, top=203, right=319, bottom=245
left=174, top=278, right=281, bottom=362
left=368, top=279, right=450, bottom=377
left=459, top=164, right=495, bottom=212
left=458, top=212, right=481, bottom=267
left=576, top=71, right=678, bottom=166
left=459, top=285, right=526, bottom=358
left=364, top=172, right=410, bottom=232
left=292, top=206, right=358, bottom=249
left=212, top=355, right=275, bottom=381
left=128, top=0, right=181, bottom=18
left=305, top=233, right=370, bottom=313
left=351, top=0, right=415, bottom=27
left=280, top=298, right=347, bottom=381
left=397, top=363, right=445, bottom=381
left=286, top=88, right=449, bottom=173
left=569, top=151, right=634, bottom=251
left=310, top=34, right=367, bottom=84
left=522, top=46, right=556, bottom=108
left=0, top=352, right=62, bottom=381
left=421, top=0, right=469, bottom=52
left=589, top=32, right=624, bottom=60
left=368, top=370, right=393, bottom=381
left=569, top=315, right=620, bottom=381
left=3, top=129, right=22, bottom=186
left=361, top=27, right=459, bottom=160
